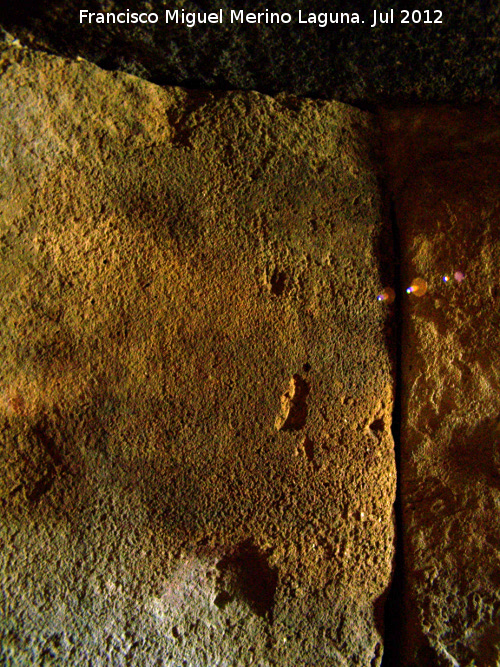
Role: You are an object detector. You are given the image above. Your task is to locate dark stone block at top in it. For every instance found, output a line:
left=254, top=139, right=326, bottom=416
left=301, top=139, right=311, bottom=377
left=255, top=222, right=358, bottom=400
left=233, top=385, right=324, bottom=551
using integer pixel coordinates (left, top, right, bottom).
left=1, top=0, right=498, bottom=105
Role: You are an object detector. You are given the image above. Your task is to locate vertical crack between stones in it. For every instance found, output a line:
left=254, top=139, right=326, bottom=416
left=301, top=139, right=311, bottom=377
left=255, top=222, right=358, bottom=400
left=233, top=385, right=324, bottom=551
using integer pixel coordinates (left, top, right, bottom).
left=381, top=196, right=405, bottom=666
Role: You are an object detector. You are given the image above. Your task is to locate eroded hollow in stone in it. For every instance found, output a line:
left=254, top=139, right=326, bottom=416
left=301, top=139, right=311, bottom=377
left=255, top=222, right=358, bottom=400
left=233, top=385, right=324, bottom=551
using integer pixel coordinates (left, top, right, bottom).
left=270, top=270, right=287, bottom=296
left=215, top=540, right=278, bottom=619
left=275, top=374, right=310, bottom=431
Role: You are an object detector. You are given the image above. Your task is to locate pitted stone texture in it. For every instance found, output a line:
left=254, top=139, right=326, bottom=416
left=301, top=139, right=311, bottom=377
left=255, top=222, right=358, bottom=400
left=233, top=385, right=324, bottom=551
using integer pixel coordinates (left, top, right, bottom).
left=383, top=108, right=500, bottom=665
left=0, top=45, right=395, bottom=665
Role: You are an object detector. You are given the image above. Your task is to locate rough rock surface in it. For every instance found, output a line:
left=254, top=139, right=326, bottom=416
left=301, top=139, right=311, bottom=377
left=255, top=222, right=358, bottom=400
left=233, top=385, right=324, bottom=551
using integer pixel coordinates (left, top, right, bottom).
left=1, top=0, right=499, bottom=106
left=382, top=108, right=500, bottom=665
left=0, top=46, right=396, bottom=665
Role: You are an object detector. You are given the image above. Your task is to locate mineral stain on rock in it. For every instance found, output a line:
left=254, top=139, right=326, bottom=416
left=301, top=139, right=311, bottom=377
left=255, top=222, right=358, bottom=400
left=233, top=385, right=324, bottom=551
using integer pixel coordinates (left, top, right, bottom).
left=274, top=374, right=310, bottom=431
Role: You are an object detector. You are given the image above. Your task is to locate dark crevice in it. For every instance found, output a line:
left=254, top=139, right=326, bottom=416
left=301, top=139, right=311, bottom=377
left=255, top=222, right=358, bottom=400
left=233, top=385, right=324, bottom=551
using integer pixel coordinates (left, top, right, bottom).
left=381, top=196, right=406, bottom=666
left=270, top=269, right=287, bottom=296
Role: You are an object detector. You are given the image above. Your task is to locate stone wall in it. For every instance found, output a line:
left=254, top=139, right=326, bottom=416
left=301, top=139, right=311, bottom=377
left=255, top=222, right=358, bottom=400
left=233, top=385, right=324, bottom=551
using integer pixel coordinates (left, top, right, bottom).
left=1, top=33, right=499, bottom=665
left=383, top=108, right=500, bottom=666
left=0, top=46, right=396, bottom=666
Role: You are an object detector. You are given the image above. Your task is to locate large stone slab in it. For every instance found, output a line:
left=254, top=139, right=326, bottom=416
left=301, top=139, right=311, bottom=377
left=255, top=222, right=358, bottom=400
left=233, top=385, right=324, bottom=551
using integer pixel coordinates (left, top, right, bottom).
left=382, top=108, right=500, bottom=665
left=0, top=45, right=396, bottom=665
left=1, top=0, right=498, bottom=106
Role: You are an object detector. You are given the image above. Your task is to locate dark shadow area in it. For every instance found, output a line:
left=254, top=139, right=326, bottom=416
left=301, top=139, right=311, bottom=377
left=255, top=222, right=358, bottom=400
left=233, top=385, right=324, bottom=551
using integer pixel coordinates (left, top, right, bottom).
left=270, top=269, right=287, bottom=296
left=380, top=197, right=406, bottom=667
left=1, top=1, right=497, bottom=107
left=215, top=539, right=278, bottom=620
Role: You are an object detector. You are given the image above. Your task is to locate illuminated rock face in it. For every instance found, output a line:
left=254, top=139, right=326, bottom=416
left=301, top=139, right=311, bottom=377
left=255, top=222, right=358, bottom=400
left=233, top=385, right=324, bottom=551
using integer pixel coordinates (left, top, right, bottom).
left=0, top=46, right=395, bottom=665
left=383, top=108, right=500, bottom=666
